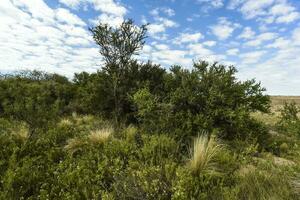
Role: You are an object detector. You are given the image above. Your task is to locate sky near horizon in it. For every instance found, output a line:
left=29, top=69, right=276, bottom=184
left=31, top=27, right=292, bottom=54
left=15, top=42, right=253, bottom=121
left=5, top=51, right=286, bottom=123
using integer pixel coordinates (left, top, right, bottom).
left=1, top=0, right=300, bottom=95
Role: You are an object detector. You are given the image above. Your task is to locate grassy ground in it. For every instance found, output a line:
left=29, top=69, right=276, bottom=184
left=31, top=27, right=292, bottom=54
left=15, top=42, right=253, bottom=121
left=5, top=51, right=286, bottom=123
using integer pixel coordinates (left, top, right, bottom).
left=271, top=96, right=300, bottom=111
left=252, top=96, right=300, bottom=126
left=1, top=96, right=300, bottom=199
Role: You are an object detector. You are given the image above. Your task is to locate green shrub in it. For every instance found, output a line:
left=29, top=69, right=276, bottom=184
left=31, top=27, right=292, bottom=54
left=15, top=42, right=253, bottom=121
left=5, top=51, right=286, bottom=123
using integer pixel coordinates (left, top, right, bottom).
left=172, top=167, right=227, bottom=200
left=277, top=102, right=300, bottom=137
left=133, top=62, right=270, bottom=145
left=141, top=134, right=180, bottom=165
left=112, top=164, right=176, bottom=200
left=236, top=168, right=294, bottom=200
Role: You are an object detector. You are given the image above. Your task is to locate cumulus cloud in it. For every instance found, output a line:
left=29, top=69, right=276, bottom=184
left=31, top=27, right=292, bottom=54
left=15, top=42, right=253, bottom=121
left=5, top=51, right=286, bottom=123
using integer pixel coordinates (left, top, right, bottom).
left=240, top=0, right=275, bottom=19
left=59, top=0, right=84, bottom=9
left=0, top=0, right=100, bottom=76
left=140, top=44, right=191, bottom=67
left=210, top=17, right=240, bottom=40
left=227, top=48, right=239, bottom=55
left=245, top=32, right=277, bottom=47
left=238, top=27, right=255, bottom=39
left=150, top=7, right=175, bottom=17
left=55, top=8, right=86, bottom=26
left=60, top=0, right=127, bottom=27
left=276, top=12, right=299, bottom=23
left=147, top=8, right=178, bottom=39
left=197, top=0, right=224, bottom=12
left=236, top=26, right=300, bottom=94
left=230, top=0, right=300, bottom=24
left=204, top=41, right=217, bottom=47
left=240, top=50, right=266, bottom=64
left=173, top=32, right=203, bottom=44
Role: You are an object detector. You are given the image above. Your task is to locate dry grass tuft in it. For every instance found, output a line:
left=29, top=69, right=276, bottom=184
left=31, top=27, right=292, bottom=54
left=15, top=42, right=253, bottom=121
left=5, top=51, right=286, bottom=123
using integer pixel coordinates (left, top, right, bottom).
left=88, top=128, right=113, bottom=144
left=58, top=118, right=72, bottom=126
left=291, top=175, right=300, bottom=195
left=188, top=134, right=223, bottom=175
left=12, top=128, right=29, bottom=142
left=64, top=138, right=86, bottom=154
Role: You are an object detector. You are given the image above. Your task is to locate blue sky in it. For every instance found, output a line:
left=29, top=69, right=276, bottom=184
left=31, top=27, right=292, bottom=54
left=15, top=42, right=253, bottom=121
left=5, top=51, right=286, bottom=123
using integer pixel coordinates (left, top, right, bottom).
left=1, top=0, right=300, bottom=95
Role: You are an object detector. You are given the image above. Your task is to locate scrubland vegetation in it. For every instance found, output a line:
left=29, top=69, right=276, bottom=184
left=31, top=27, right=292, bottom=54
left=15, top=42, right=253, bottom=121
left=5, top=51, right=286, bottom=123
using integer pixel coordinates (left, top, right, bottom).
left=0, top=20, right=300, bottom=199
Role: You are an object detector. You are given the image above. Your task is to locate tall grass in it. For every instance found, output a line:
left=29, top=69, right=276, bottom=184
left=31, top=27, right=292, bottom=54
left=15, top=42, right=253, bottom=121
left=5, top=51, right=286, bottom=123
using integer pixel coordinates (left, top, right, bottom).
left=88, top=128, right=113, bottom=144
left=64, top=138, right=86, bottom=155
left=64, top=127, right=113, bottom=155
left=188, top=134, right=223, bottom=175
left=237, top=169, right=293, bottom=200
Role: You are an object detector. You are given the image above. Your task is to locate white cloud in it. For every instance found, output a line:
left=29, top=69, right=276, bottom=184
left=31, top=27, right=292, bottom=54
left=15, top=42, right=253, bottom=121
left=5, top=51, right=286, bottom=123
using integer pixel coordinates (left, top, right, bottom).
left=238, top=27, right=255, bottom=39
left=197, top=0, right=224, bottom=9
left=188, top=43, right=213, bottom=56
left=187, top=43, right=225, bottom=62
left=210, top=18, right=239, bottom=40
left=240, top=0, right=274, bottom=19
left=91, top=13, right=124, bottom=27
left=154, top=44, right=170, bottom=50
left=227, top=0, right=243, bottom=9
left=55, top=8, right=86, bottom=26
left=203, top=41, right=217, bottom=47
left=0, top=0, right=100, bottom=77
left=231, top=0, right=300, bottom=24
left=143, top=47, right=191, bottom=67
left=227, top=48, right=239, bottom=55
left=173, top=32, right=203, bottom=44
left=245, top=32, right=277, bottom=46
left=147, top=11, right=178, bottom=38
left=148, top=24, right=166, bottom=35
left=267, top=37, right=290, bottom=49
left=292, top=27, right=300, bottom=46
left=92, top=0, right=127, bottom=16
left=150, top=7, right=175, bottom=17
left=15, top=0, right=55, bottom=24
left=60, top=0, right=127, bottom=16
left=238, top=46, right=300, bottom=94
left=269, top=3, right=295, bottom=16
left=59, top=0, right=83, bottom=9
left=240, top=50, right=266, bottom=64
left=60, top=0, right=127, bottom=27
left=276, top=12, right=300, bottom=23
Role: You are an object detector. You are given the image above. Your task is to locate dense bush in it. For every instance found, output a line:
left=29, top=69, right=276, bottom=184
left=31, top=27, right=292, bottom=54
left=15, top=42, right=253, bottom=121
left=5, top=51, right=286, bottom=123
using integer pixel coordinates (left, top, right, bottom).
left=133, top=62, right=270, bottom=147
left=0, top=71, right=74, bottom=135
left=277, top=102, right=300, bottom=137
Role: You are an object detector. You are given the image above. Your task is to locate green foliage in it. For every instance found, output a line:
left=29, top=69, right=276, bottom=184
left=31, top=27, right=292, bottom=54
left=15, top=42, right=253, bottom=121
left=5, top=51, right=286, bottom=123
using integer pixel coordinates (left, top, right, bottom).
left=236, top=168, right=295, bottom=200
left=133, top=61, right=270, bottom=146
left=140, top=134, right=179, bottom=165
left=0, top=71, right=74, bottom=135
left=1, top=19, right=298, bottom=200
left=172, top=167, right=228, bottom=200
left=277, top=102, right=300, bottom=137
left=280, top=102, right=299, bottom=122
left=112, top=164, right=176, bottom=200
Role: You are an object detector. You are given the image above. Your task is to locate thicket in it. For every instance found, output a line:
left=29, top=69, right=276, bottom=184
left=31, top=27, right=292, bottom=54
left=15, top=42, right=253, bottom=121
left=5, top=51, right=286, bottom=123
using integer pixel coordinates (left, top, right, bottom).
left=0, top=19, right=299, bottom=199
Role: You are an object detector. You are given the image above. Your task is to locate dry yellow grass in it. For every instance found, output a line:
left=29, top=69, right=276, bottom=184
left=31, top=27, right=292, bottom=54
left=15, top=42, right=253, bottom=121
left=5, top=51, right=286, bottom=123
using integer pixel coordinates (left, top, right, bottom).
left=189, top=135, right=223, bottom=175
left=64, top=138, right=86, bottom=154
left=252, top=96, right=300, bottom=125
left=12, top=128, right=29, bottom=142
left=58, top=118, right=72, bottom=126
left=270, top=96, right=300, bottom=112
left=88, top=128, right=113, bottom=144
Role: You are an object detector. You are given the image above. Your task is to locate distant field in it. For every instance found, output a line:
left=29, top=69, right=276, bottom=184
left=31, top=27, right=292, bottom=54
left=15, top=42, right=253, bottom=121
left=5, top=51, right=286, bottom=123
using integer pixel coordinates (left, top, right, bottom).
left=271, top=96, right=300, bottom=106
left=252, top=96, right=300, bottom=126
